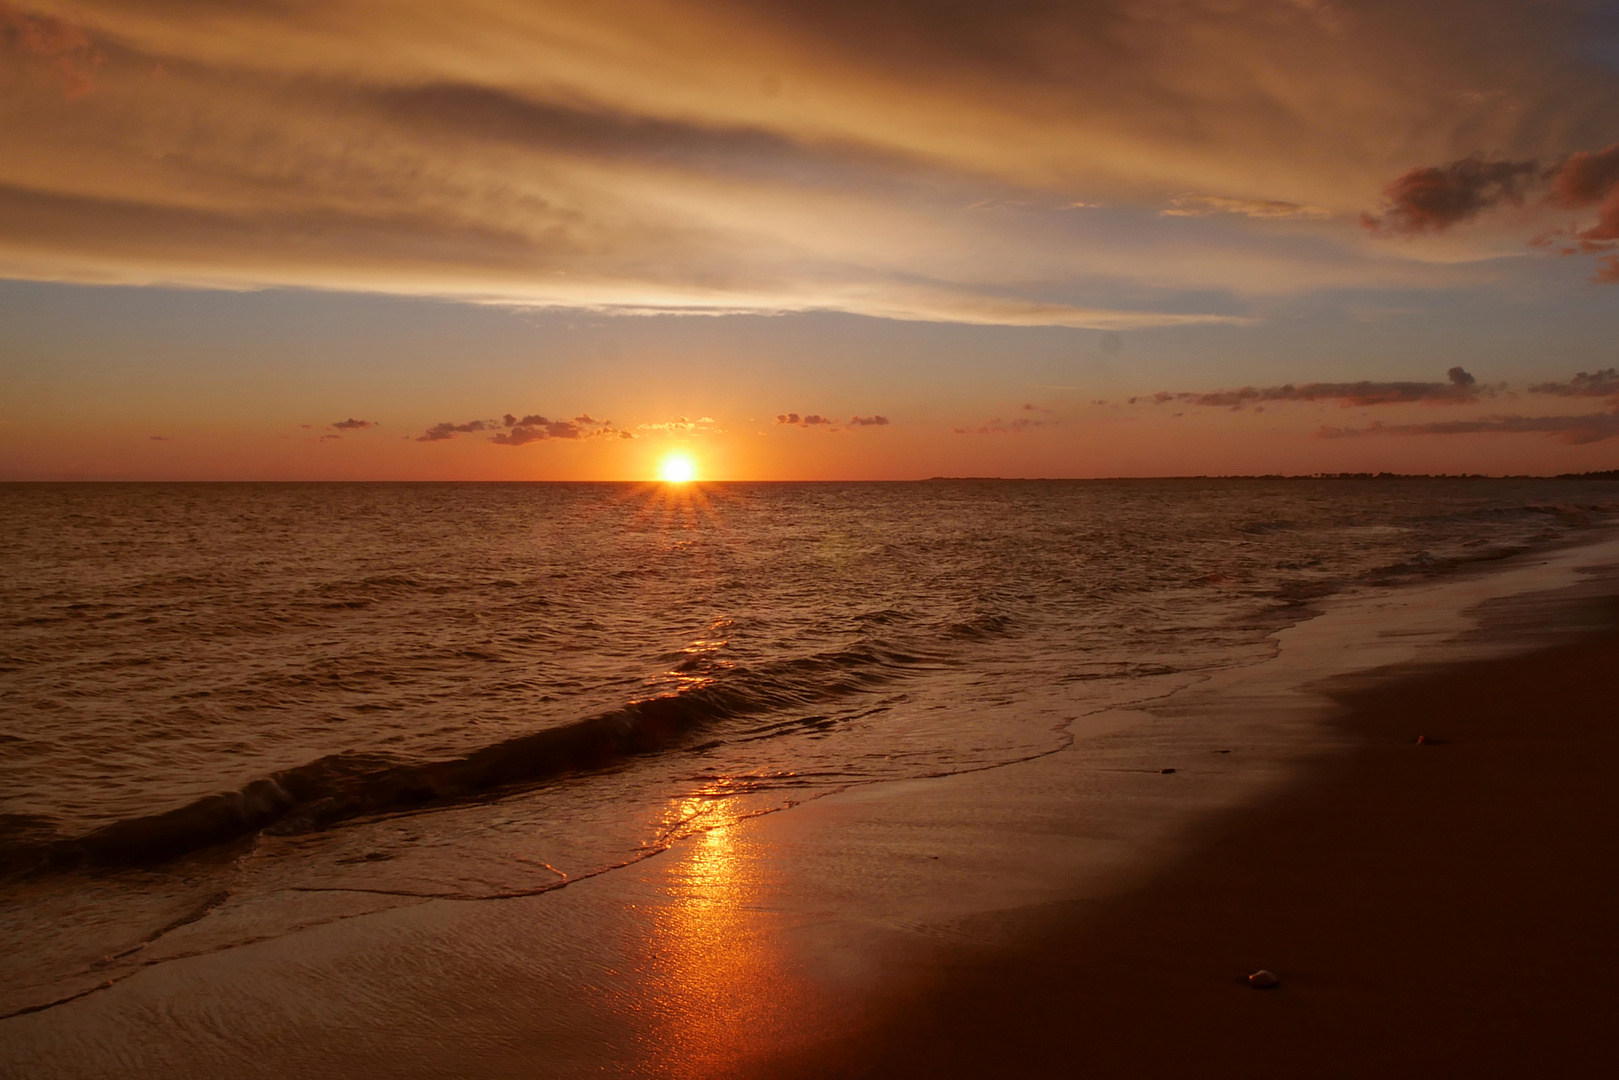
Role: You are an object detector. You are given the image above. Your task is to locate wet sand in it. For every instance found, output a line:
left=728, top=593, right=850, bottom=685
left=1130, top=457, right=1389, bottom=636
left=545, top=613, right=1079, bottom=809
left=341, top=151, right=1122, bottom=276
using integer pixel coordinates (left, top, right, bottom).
left=772, top=616, right=1619, bottom=1079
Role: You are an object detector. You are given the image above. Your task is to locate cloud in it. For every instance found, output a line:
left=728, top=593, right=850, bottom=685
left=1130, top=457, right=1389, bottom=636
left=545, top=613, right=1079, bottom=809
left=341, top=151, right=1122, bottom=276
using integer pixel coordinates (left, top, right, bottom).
left=331, top=418, right=375, bottom=430
left=0, top=1, right=102, bottom=98
left=1138, top=368, right=1486, bottom=409
left=1528, top=368, right=1619, bottom=400
left=1365, top=142, right=1619, bottom=279
left=5, top=1, right=1611, bottom=319
left=776, top=413, right=833, bottom=427
left=954, top=416, right=1044, bottom=435
left=1317, top=411, right=1619, bottom=445
left=489, top=411, right=624, bottom=444
left=637, top=416, right=716, bottom=433
left=1162, top=195, right=1332, bottom=220
left=415, top=420, right=489, bottom=442
left=848, top=415, right=890, bottom=426
left=1362, top=155, right=1541, bottom=235
left=1546, top=143, right=1619, bottom=243
left=491, top=421, right=579, bottom=444
left=417, top=411, right=627, bottom=444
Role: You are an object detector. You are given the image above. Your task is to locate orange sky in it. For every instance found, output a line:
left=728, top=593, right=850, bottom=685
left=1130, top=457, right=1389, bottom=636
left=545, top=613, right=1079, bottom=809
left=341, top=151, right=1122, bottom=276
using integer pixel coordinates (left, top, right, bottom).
left=2, top=0, right=1618, bottom=479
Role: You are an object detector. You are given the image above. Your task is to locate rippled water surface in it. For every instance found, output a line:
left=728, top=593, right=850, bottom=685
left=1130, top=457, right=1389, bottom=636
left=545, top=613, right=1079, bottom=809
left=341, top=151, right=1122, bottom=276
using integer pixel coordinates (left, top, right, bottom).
left=2, top=478, right=1616, bottom=1014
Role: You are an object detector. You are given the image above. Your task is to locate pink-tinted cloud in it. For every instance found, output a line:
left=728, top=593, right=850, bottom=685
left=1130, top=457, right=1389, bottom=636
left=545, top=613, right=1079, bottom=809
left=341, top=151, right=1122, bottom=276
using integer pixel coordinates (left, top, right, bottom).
left=1138, top=367, right=1484, bottom=410
left=1366, top=143, right=1619, bottom=280
left=1362, top=155, right=1540, bottom=235
left=1318, top=411, right=1619, bottom=445
left=1546, top=144, right=1619, bottom=243
left=0, top=1, right=102, bottom=98
left=848, top=415, right=890, bottom=426
left=332, top=418, right=375, bottom=430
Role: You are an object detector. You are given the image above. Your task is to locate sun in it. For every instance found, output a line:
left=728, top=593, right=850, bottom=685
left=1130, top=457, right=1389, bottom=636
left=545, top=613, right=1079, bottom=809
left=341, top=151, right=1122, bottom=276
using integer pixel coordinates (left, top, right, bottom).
left=659, top=453, right=697, bottom=483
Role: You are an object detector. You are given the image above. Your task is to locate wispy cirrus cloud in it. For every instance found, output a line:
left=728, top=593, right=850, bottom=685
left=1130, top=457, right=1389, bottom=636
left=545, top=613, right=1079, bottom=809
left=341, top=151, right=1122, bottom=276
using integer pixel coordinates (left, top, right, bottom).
left=1161, top=195, right=1332, bottom=220
left=3, top=0, right=1614, bottom=323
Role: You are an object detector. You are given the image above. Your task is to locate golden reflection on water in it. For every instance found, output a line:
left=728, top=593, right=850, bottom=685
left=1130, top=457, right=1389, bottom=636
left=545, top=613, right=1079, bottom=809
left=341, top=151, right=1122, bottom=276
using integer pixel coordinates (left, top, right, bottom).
left=640, top=791, right=811, bottom=1078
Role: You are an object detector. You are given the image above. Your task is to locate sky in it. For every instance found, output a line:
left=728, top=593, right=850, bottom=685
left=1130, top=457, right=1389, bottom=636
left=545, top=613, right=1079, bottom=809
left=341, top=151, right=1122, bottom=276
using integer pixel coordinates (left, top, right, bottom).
left=2, top=0, right=1618, bottom=480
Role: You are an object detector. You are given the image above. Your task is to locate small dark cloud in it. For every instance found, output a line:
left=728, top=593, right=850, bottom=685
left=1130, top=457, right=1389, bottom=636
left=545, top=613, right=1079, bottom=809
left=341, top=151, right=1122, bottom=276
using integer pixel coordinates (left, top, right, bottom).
left=776, top=412, right=833, bottom=427
left=1139, top=370, right=1485, bottom=409
left=332, top=418, right=375, bottom=430
left=1317, top=411, right=1619, bottom=445
left=419, top=412, right=620, bottom=444
left=1528, top=368, right=1619, bottom=400
left=416, top=420, right=489, bottom=442
left=319, top=433, right=342, bottom=441
left=954, top=417, right=1043, bottom=435
left=848, top=414, right=890, bottom=426
left=491, top=419, right=585, bottom=444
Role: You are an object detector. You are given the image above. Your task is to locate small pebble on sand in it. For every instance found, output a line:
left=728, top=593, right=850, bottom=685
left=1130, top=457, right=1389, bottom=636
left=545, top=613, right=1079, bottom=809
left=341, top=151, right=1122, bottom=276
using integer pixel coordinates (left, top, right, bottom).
left=1160, top=768, right=1176, bottom=774
left=1247, top=969, right=1280, bottom=989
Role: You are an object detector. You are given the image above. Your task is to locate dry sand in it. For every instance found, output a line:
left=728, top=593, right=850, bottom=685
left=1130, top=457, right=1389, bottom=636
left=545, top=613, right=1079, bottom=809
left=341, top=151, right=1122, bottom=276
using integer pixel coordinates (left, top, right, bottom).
left=771, top=616, right=1619, bottom=1078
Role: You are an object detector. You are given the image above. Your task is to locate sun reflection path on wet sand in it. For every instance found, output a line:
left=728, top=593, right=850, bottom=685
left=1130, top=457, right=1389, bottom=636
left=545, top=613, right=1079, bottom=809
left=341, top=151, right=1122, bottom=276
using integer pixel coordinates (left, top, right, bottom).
left=636, top=791, right=820, bottom=1079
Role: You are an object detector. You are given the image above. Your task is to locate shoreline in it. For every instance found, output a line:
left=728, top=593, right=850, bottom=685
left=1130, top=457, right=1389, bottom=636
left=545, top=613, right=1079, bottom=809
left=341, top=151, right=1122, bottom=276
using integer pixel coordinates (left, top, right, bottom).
left=4, top=531, right=1619, bottom=1077
left=772, top=607, right=1619, bottom=1079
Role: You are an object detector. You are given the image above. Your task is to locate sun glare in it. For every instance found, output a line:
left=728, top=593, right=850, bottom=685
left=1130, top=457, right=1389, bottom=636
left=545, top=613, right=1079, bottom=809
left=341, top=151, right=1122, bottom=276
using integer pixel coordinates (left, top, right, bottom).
left=659, top=454, right=697, bottom=483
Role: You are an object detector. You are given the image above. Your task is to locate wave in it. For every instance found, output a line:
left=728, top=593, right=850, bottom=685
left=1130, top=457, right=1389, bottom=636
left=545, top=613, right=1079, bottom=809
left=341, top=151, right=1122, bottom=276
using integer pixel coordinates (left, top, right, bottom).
left=0, top=641, right=932, bottom=875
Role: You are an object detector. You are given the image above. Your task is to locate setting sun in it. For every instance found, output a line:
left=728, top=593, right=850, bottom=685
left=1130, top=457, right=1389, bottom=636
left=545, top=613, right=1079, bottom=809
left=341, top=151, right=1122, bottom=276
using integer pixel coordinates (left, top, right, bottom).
left=659, top=454, right=697, bottom=483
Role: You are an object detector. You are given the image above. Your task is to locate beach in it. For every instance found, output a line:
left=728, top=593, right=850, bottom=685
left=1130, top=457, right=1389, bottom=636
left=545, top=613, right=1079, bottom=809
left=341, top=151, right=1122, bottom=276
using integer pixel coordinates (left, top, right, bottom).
left=774, top=598, right=1619, bottom=1078
left=2, top=492, right=1617, bottom=1079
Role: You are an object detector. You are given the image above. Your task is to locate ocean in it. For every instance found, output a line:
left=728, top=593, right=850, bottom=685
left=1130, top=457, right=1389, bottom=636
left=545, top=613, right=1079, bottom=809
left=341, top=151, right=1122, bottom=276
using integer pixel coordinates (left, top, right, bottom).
left=3, top=477, right=1617, bottom=1019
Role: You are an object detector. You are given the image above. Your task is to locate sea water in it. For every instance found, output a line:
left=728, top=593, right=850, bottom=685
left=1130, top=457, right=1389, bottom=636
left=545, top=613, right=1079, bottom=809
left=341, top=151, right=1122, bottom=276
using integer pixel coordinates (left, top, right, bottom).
left=3, top=478, right=1616, bottom=1016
